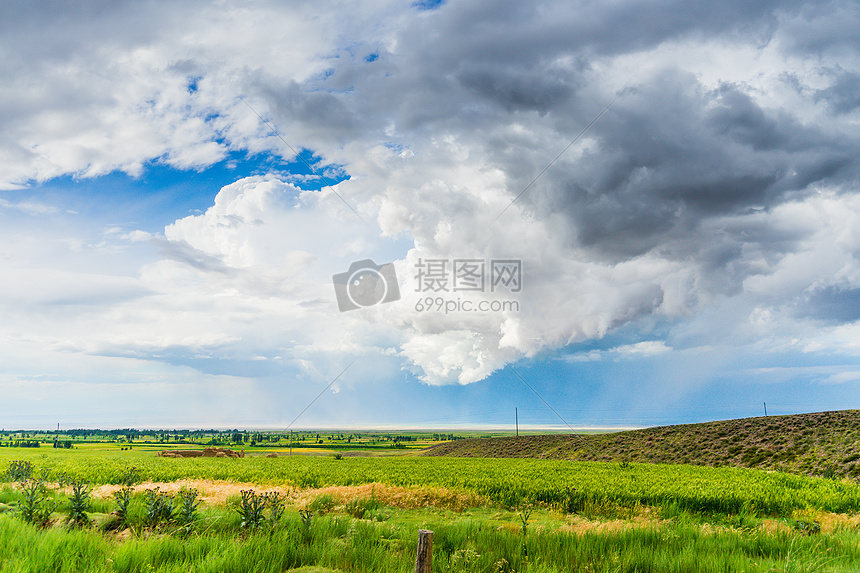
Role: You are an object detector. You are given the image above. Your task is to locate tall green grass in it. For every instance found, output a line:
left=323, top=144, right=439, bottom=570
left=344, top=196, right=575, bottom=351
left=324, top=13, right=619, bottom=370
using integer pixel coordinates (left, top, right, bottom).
left=2, top=509, right=860, bottom=573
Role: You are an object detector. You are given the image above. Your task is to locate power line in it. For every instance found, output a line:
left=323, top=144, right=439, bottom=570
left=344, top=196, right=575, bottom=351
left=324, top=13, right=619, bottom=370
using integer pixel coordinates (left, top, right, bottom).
left=286, top=357, right=359, bottom=430
left=505, top=365, right=576, bottom=432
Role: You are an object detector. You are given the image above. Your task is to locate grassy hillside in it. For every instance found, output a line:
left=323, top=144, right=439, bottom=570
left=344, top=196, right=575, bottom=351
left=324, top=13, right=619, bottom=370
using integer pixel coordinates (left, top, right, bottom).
left=422, top=410, right=860, bottom=478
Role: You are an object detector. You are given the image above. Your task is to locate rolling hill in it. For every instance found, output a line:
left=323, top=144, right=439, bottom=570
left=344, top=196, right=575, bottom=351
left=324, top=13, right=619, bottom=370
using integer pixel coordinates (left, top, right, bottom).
left=422, top=410, right=860, bottom=478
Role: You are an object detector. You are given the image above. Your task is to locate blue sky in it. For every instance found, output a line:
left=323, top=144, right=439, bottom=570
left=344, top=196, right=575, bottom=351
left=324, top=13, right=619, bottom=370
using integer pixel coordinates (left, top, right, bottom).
left=2, top=0, right=860, bottom=429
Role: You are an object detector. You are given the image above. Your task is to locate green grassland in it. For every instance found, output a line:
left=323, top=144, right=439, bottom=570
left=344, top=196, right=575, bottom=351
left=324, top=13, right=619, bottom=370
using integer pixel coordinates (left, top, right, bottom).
left=2, top=448, right=860, bottom=514
left=2, top=443, right=860, bottom=572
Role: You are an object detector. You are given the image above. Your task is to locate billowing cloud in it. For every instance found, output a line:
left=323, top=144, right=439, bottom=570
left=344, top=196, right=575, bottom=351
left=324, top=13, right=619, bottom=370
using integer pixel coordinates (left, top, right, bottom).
left=1, top=0, right=859, bottom=425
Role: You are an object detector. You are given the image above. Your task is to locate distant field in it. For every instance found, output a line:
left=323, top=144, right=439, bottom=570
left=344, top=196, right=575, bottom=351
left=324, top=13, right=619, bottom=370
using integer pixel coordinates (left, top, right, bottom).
left=423, top=409, right=860, bottom=479
left=0, top=428, right=472, bottom=455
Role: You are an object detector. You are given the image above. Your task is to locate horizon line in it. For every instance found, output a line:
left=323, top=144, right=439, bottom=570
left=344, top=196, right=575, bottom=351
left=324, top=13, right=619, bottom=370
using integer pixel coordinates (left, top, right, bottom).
left=2, top=424, right=645, bottom=433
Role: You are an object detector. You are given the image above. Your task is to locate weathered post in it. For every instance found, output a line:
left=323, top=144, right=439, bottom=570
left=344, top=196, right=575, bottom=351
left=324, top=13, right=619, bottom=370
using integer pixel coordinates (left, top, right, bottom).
left=414, top=529, right=433, bottom=573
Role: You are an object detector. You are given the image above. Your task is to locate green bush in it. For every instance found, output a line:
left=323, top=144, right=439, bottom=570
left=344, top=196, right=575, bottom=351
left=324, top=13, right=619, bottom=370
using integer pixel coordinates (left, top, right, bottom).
left=144, top=488, right=174, bottom=527
left=4, top=460, right=33, bottom=482
left=18, top=479, right=54, bottom=527
left=113, top=486, right=133, bottom=528
left=67, top=481, right=91, bottom=528
left=236, top=489, right=267, bottom=530
left=176, top=488, right=201, bottom=534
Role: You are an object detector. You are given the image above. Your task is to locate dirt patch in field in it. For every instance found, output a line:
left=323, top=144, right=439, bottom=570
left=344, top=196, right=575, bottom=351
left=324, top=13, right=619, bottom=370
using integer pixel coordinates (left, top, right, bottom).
left=91, top=480, right=484, bottom=511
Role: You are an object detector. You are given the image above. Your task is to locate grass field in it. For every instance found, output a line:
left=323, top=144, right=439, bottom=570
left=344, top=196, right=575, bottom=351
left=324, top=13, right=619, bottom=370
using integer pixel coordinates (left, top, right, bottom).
left=2, top=445, right=860, bottom=572
left=2, top=448, right=860, bottom=515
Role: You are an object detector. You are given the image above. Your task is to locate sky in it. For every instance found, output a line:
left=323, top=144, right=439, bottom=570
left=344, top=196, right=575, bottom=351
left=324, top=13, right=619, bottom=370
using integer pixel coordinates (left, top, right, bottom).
left=1, top=0, right=860, bottom=430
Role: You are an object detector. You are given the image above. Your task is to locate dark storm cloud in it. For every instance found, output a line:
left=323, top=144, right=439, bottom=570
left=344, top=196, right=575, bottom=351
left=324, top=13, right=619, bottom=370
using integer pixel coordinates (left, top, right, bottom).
left=530, top=73, right=858, bottom=260
left=298, top=0, right=859, bottom=331
left=256, top=78, right=368, bottom=145
left=778, top=0, right=860, bottom=55
left=814, top=68, right=860, bottom=114
left=298, top=0, right=817, bottom=138
left=0, top=0, right=168, bottom=61
left=799, top=286, right=860, bottom=323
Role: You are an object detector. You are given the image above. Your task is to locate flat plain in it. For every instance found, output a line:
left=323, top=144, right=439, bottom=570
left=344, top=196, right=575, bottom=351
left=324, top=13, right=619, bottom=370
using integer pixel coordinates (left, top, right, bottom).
left=2, top=412, right=860, bottom=572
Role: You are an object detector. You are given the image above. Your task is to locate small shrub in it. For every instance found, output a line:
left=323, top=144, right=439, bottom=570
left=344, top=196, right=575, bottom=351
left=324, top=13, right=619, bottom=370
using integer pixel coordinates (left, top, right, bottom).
left=113, top=487, right=134, bottom=527
left=18, top=479, right=54, bottom=527
left=176, top=488, right=201, bottom=534
left=119, top=467, right=141, bottom=487
left=345, top=496, right=382, bottom=519
left=4, top=461, right=33, bottom=482
left=559, top=486, right=577, bottom=514
left=68, top=481, right=91, bottom=528
left=237, top=489, right=267, bottom=530
left=263, top=491, right=286, bottom=524
left=333, top=452, right=344, bottom=460
left=793, top=519, right=821, bottom=535
left=144, top=488, right=174, bottom=527
left=299, top=509, right=313, bottom=543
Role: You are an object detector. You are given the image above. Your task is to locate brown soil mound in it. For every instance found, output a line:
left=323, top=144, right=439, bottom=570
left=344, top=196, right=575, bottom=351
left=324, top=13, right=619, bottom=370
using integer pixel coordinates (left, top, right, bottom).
left=158, top=447, right=244, bottom=458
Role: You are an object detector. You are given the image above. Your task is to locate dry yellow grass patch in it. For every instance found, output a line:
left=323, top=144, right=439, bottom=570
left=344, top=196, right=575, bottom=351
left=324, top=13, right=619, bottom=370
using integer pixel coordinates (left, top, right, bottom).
left=292, top=482, right=485, bottom=511
left=760, top=518, right=793, bottom=535
left=560, top=515, right=653, bottom=535
left=92, top=480, right=285, bottom=507
left=90, top=480, right=483, bottom=511
left=559, top=507, right=662, bottom=535
left=791, top=508, right=860, bottom=534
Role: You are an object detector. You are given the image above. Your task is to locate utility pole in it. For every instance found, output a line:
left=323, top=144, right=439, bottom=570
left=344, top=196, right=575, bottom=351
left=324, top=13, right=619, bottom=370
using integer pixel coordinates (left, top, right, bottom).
left=290, top=429, right=292, bottom=456
left=515, top=408, right=519, bottom=437
left=764, top=402, right=768, bottom=417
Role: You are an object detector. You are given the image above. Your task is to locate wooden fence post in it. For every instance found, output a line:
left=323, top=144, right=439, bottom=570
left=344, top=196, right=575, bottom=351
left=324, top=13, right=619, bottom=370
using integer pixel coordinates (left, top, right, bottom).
left=414, top=529, right=433, bottom=573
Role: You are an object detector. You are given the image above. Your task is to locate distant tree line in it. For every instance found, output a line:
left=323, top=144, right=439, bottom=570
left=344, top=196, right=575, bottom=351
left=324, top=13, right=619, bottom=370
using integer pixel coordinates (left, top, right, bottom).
left=1, top=440, right=41, bottom=448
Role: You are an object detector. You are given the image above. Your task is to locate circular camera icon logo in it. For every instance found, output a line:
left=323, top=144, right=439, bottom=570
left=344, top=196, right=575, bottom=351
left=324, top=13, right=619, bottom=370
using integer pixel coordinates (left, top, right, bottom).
left=333, top=259, right=401, bottom=312
left=347, top=267, right=388, bottom=307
